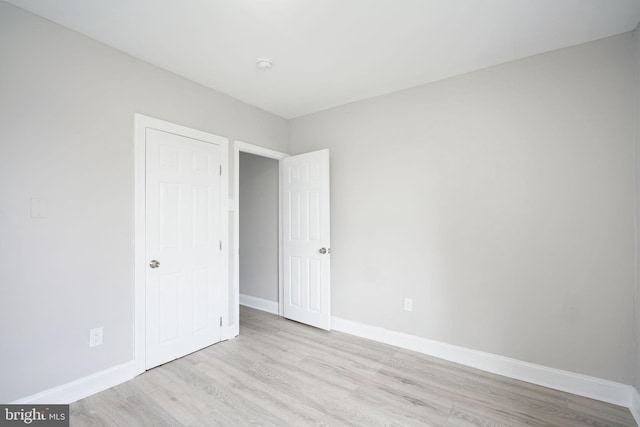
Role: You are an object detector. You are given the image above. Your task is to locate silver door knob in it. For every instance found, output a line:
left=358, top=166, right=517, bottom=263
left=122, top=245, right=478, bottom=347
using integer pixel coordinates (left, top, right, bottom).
left=319, top=248, right=330, bottom=255
left=149, top=260, right=160, bottom=269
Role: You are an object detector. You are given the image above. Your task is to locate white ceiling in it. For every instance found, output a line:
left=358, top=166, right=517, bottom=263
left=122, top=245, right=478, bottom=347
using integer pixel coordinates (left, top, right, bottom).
left=5, top=0, right=640, bottom=119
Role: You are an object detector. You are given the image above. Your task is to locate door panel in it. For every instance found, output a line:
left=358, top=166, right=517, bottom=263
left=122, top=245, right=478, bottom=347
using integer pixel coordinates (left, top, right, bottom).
left=145, top=128, right=223, bottom=369
left=282, top=149, right=331, bottom=330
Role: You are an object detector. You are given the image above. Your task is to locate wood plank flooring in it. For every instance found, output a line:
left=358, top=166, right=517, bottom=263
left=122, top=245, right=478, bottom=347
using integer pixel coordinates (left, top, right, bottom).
left=70, top=307, right=636, bottom=426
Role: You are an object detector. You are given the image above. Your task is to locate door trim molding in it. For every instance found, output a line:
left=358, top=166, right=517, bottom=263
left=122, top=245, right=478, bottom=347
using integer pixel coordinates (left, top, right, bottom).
left=233, top=141, right=288, bottom=337
left=134, top=114, right=229, bottom=375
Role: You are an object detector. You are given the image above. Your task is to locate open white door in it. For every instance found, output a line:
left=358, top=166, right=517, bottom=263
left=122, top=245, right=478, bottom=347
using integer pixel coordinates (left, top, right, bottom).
left=145, top=127, right=225, bottom=369
left=282, top=149, right=331, bottom=330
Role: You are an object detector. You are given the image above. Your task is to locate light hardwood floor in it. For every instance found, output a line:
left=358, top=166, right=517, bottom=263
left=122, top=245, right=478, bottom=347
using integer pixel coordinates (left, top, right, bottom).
left=71, top=307, right=636, bottom=426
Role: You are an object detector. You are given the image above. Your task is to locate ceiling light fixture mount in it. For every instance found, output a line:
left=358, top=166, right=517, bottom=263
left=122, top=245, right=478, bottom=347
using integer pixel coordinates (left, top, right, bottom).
left=256, top=58, right=273, bottom=71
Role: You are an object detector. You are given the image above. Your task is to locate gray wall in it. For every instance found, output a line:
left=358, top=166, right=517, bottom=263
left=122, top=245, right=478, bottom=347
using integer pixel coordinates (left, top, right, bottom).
left=290, top=33, right=635, bottom=384
left=0, top=2, right=287, bottom=403
left=239, top=152, right=279, bottom=302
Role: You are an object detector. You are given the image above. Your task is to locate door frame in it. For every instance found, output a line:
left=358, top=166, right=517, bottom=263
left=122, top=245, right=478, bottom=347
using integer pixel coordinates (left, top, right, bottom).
left=134, top=113, right=229, bottom=375
left=233, top=141, right=288, bottom=336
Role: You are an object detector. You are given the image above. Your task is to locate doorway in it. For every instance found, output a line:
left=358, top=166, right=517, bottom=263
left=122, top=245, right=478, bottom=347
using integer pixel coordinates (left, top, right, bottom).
left=238, top=152, right=279, bottom=312
left=233, top=142, right=332, bottom=333
left=232, top=141, right=288, bottom=336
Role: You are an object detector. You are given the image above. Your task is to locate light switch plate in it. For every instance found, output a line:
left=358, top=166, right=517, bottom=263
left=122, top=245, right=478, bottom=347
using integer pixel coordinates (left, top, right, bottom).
left=30, top=198, right=47, bottom=218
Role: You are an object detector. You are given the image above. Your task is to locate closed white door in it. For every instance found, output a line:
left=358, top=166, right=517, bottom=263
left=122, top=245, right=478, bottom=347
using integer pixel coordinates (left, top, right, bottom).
left=282, top=149, right=331, bottom=330
left=145, top=128, right=224, bottom=369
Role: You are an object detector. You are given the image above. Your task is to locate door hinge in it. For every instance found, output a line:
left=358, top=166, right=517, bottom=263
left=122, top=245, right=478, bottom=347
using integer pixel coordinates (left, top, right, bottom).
left=219, top=240, right=222, bottom=251
left=219, top=316, right=223, bottom=326
left=219, top=165, right=222, bottom=176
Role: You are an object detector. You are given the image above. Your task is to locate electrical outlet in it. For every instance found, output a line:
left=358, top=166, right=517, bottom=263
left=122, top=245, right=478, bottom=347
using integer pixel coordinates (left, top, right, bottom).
left=89, top=327, right=103, bottom=348
left=404, top=297, right=413, bottom=312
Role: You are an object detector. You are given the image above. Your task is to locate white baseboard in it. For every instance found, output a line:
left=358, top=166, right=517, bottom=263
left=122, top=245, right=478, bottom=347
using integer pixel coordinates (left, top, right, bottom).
left=239, top=294, right=279, bottom=315
left=13, top=312, right=635, bottom=421
left=10, top=361, right=136, bottom=404
left=331, top=316, right=635, bottom=412
left=631, top=387, right=640, bottom=426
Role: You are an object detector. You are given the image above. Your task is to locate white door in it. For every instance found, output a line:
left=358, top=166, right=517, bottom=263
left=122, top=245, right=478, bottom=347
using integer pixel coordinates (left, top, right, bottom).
left=282, top=149, right=331, bottom=330
left=145, top=128, right=224, bottom=369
